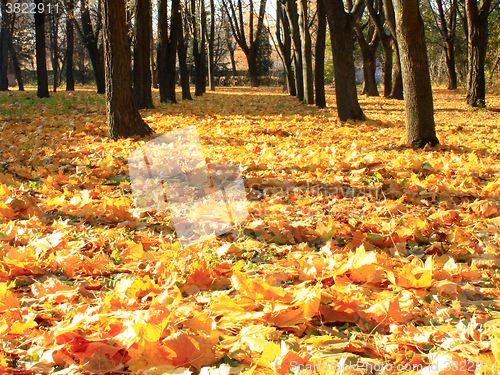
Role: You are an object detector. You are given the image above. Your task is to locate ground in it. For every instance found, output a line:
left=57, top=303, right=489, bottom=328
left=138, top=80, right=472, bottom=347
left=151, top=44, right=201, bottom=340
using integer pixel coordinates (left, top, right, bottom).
left=0, top=86, right=500, bottom=374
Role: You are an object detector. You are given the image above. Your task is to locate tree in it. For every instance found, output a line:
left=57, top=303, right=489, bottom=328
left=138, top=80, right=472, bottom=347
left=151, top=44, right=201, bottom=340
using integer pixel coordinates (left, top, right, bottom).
left=178, top=9, right=193, bottom=100
left=49, top=2, right=60, bottom=91
left=298, top=0, right=314, bottom=103
left=323, top=0, right=365, bottom=121
left=208, top=0, right=216, bottom=90
left=315, top=0, right=326, bottom=107
left=429, top=0, right=458, bottom=89
left=66, top=0, right=75, bottom=91
left=133, top=0, right=154, bottom=108
left=354, top=13, right=381, bottom=96
left=465, top=0, right=493, bottom=107
left=223, top=0, right=267, bottom=87
left=190, top=0, right=207, bottom=95
left=103, top=0, right=154, bottom=138
left=276, top=0, right=296, bottom=95
left=158, top=0, right=180, bottom=103
left=383, top=0, right=403, bottom=99
left=283, top=0, right=304, bottom=99
left=35, top=0, right=50, bottom=98
left=7, top=14, right=24, bottom=91
left=366, top=0, right=393, bottom=97
left=393, top=0, right=439, bottom=147
left=0, top=0, right=8, bottom=91
left=78, top=0, right=105, bottom=93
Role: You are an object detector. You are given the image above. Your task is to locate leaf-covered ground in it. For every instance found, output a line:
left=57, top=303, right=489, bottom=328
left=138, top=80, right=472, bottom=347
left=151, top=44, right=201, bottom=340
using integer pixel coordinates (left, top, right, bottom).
left=1, top=86, right=500, bottom=375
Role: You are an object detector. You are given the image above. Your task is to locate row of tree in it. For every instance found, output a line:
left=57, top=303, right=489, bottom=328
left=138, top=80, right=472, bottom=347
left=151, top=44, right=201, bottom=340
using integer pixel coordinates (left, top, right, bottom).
left=0, top=0, right=498, bottom=145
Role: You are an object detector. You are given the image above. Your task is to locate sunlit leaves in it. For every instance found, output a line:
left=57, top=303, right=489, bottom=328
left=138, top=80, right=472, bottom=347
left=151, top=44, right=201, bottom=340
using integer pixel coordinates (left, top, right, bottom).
left=0, top=87, right=500, bottom=373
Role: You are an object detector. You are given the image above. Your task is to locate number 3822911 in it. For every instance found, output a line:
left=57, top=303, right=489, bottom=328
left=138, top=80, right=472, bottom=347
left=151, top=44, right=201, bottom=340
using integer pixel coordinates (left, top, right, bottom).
left=6, top=2, right=59, bottom=14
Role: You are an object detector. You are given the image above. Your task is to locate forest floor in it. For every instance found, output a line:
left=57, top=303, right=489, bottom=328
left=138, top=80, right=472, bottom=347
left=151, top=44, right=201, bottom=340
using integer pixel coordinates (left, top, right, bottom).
left=1, top=86, right=500, bottom=374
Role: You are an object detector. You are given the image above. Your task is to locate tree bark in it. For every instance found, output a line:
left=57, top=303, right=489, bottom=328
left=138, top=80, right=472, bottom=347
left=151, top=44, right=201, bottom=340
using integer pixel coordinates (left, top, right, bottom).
left=247, top=49, right=259, bottom=87
left=323, top=0, right=365, bottom=121
left=381, top=42, right=392, bottom=97
left=178, top=15, right=193, bottom=100
left=465, top=0, right=491, bottom=107
left=208, top=0, right=216, bottom=90
left=66, top=0, right=75, bottom=91
left=192, top=0, right=206, bottom=95
left=133, top=0, right=154, bottom=108
left=276, top=0, right=296, bottom=96
left=444, top=38, right=457, bottom=89
left=298, top=0, right=314, bottom=103
left=158, top=0, right=180, bottom=103
left=80, top=0, right=105, bottom=93
left=366, top=0, right=393, bottom=97
left=315, top=0, right=326, bottom=107
left=383, top=0, right=403, bottom=99
left=431, top=0, right=458, bottom=89
left=49, top=9, right=59, bottom=91
left=354, top=19, right=380, bottom=96
left=7, top=31, right=24, bottom=91
left=391, top=48, right=403, bottom=99
left=393, top=0, right=438, bottom=147
left=157, top=0, right=168, bottom=101
left=284, top=0, right=303, bottom=100
left=103, top=0, right=154, bottom=138
left=167, top=0, right=181, bottom=102
left=35, top=0, right=50, bottom=98
left=150, top=1, right=158, bottom=89
left=0, top=0, right=8, bottom=91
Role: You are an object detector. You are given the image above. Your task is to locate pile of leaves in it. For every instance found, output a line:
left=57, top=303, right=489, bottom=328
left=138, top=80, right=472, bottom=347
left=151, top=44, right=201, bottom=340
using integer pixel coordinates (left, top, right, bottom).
left=0, top=87, right=500, bottom=375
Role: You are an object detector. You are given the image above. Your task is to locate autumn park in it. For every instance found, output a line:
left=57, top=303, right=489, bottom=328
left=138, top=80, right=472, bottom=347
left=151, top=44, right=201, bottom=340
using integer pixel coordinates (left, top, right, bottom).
left=1, top=0, right=500, bottom=372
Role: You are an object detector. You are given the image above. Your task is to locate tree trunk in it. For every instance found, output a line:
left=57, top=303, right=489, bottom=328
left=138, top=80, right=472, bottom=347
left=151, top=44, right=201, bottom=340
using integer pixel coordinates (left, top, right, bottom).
left=133, top=0, right=154, bottom=108
left=7, top=33, right=24, bottom=91
left=166, top=0, right=180, bottom=102
left=178, top=17, right=192, bottom=100
left=35, top=0, right=50, bottom=98
left=315, top=0, right=326, bottom=107
left=381, top=41, right=392, bottom=97
left=223, top=0, right=266, bottom=88
left=434, top=0, right=457, bottom=90
left=354, top=20, right=380, bottom=97
left=150, top=1, right=158, bottom=89
left=66, top=0, right=75, bottom=91
left=382, top=0, right=403, bottom=99
left=285, top=0, right=303, bottom=100
left=276, top=0, right=296, bottom=96
left=298, top=0, right=314, bottom=103
left=247, top=49, right=259, bottom=87
left=361, top=53, right=379, bottom=96
left=50, top=10, right=59, bottom=92
left=157, top=0, right=168, bottom=102
left=193, top=0, right=206, bottom=96
left=390, top=48, right=403, bottom=99
left=0, top=0, right=8, bottom=91
left=103, top=0, right=154, bottom=138
left=208, top=0, right=216, bottom=90
left=393, top=0, right=438, bottom=148
left=323, top=0, right=365, bottom=121
left=444, top=38, right=457, bottom=89
left=465, top=0, right=491, bottom=107
left=80, top=0, right=105, bottom=93
left=366, top=0, right=393, bottom=97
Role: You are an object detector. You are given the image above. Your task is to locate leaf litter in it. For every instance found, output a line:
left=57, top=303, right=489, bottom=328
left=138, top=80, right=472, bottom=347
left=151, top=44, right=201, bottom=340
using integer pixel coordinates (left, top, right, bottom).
left=0, top=87, right=499, bottom=374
